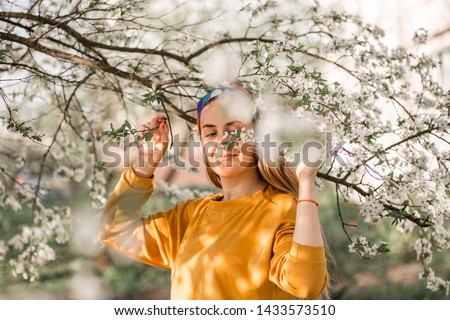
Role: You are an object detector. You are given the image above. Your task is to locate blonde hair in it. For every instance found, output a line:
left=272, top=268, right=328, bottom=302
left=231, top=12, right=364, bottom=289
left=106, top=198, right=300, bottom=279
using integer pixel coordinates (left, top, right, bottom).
left=199, top=95, right=335, bottom=299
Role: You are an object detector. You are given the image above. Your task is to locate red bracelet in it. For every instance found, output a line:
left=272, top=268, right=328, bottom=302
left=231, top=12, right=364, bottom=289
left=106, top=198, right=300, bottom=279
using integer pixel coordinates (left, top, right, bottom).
left=297, top=199, right=319, bottom=206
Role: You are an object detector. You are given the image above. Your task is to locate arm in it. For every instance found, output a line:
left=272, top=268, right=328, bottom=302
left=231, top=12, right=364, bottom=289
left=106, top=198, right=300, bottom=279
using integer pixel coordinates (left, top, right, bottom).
left=98, top=113, right=181, bottom=267
left=294, top=178, right=323, bottom=246
left=269, top=207, right=328, bottom=299
left=98, top=166, right=191, bottom=269
left=269, top=152, right=328, bottom=299
left=294, top=146, right=325, bottom=246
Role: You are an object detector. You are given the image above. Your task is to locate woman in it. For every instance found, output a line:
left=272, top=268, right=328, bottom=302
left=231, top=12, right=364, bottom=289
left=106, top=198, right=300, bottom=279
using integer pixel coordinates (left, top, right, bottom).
left=98, top=82, right=329, bottom=299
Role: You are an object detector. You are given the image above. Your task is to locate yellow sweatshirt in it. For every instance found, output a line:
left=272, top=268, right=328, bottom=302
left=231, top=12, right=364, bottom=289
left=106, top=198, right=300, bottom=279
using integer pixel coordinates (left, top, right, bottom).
left=98, top=166, right=328, bottom=299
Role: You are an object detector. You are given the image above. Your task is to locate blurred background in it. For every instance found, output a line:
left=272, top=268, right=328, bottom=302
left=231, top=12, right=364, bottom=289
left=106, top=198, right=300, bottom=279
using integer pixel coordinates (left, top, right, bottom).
left=0, top=0, right=449, bottom=299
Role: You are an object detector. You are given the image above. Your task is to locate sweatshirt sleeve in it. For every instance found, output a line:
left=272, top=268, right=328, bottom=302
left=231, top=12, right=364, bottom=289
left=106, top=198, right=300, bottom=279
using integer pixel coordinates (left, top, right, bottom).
left=97, top=166, right=192, bottom=269
left=269, top=217, right=328, bottom=299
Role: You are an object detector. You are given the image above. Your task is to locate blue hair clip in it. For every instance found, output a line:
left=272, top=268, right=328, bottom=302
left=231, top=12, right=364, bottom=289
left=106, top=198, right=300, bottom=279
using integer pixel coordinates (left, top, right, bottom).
left=196, top=84, right=253, bottom=131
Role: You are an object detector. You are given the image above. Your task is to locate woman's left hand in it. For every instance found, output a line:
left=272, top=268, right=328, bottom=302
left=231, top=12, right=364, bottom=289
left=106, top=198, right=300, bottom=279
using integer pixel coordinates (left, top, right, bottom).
left=296, top=147, right=325, bottom=183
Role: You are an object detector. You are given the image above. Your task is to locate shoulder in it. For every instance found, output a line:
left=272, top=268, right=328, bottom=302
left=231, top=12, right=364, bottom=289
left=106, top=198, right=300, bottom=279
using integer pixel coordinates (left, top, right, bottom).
left=171, top=191, right=220, bottom=214
left=264, top=185, right=297, bottom=220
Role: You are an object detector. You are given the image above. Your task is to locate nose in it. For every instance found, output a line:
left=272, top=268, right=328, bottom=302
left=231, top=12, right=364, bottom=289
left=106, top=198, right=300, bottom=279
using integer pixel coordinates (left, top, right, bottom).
left=206, top=131, right=237, bottom=157
left=220, top=131, right=241, bottom=153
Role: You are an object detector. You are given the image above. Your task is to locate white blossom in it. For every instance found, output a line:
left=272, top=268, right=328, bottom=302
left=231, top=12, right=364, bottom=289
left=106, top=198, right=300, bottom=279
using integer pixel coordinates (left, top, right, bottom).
left=4, top=195, right=22, bottom=212
left=421, top=268, right=450, bottom=295
left=348, top=242, right=356, bottom=253
left=414, top=237, right=433, bottom=265
left=73, top=168, right=86, bottom=183
left=348, top=236, right=388, bottom=257
left=413, top=28, right=429, bottom=45
left=87, top=168, right=108, bottom=209
left=55, top=166, right=74, bottom=181
left=0, top=240, right=7, bottom=261
left=157, top=180, right=213, bottom=204
left=358, top=236, right=368, bottom=246
left=396, top=214, right=417, bottom=234
left=360, top=194, right=385, bottom=223
left=429, top=168, right=450, bottom=189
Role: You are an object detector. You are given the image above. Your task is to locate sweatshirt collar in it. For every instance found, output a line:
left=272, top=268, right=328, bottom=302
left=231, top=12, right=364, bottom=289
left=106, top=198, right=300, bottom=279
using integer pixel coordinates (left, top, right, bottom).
left=207, top=184, right=271, bottom=211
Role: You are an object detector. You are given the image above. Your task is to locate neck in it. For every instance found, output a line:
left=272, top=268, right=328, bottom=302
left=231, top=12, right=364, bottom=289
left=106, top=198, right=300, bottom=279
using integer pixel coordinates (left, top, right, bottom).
left=218, top=168, right=268, bottom=201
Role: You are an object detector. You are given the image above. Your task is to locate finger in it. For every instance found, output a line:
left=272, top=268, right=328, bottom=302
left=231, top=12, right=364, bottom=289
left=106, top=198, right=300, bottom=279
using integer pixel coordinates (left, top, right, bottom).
left=149, top=116, right=161, bottom=130
left=158, top=121, right=169, bottom=143
left=149, top=114, right=167, bottom=133
left=140, top=121, right=152, bottom=136
left=155, top=114, right=167, bottom=124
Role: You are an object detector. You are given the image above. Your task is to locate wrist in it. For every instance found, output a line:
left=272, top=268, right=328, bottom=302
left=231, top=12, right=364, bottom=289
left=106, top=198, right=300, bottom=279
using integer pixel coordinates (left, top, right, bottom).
left=297, top=199, right=319, bottom=206
left=299, top=180, right=316, bottom=198
left=298, top=176, right=316, bottom=187
left=131, top=159, right=156, bottom=179
left=137, top=150, right=163, bottom=168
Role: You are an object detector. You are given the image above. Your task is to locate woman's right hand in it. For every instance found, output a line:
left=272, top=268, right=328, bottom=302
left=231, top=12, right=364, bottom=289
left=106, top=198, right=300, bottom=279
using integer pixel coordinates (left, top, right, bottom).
left=132, top=113, right=169, bottom=178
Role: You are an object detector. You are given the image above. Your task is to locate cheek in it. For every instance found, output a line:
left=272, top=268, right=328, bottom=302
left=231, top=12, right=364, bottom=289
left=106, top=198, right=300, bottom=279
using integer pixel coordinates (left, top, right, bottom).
left=238, top=142, right=256, bottom=162
left=203, top=141, right=219, bottom=157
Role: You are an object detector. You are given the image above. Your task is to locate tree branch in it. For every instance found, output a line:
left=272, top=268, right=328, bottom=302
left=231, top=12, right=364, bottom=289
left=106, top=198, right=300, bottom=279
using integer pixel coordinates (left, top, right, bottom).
left=0, top=12, right=188, bottom=63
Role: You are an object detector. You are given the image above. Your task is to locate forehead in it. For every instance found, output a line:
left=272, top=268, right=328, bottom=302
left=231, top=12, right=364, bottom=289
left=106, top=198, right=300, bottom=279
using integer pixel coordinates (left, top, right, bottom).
left=199, top=95, right=254, bottom=126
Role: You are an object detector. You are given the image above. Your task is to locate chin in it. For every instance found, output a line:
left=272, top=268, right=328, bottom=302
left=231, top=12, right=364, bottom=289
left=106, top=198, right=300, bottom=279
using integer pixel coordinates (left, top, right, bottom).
left=214, top=168, right=245, bottom=178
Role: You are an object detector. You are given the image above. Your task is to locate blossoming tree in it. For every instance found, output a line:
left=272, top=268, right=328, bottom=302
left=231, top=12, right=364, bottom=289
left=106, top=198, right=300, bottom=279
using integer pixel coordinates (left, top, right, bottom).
left=0, top=0, right=449, bottom=294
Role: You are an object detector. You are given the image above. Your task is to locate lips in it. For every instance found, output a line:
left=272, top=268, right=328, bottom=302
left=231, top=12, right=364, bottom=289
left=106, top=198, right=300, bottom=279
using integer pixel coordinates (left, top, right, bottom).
left=212, top=153, right=239, bottom=159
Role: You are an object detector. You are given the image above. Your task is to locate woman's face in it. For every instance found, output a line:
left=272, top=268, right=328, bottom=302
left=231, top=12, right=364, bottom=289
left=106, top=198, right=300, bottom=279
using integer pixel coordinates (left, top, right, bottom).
left=199, top=99, right=256, bottom=178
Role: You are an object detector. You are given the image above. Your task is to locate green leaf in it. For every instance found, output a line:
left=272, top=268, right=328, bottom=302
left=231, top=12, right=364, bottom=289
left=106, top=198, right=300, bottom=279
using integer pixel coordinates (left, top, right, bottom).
left=378, top=243, right=390, bottom=253
left=287, top=64, right=306, bottom=74
left=143, top=131, right=152, bottom=141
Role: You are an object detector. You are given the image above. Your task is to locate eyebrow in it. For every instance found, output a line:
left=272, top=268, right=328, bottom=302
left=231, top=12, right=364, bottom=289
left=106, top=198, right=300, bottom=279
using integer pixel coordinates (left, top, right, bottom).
left=201, top=121, right=243, bottom=130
